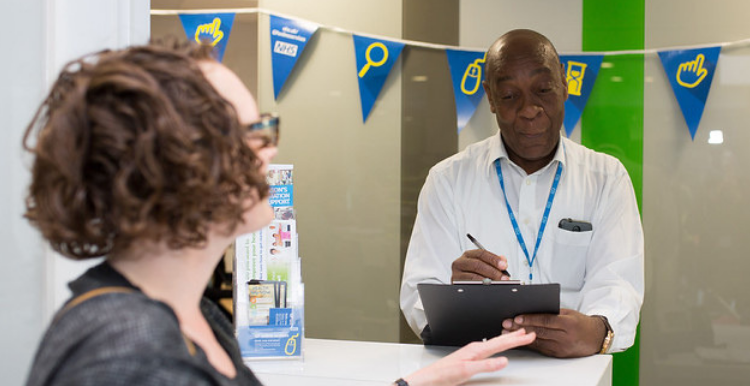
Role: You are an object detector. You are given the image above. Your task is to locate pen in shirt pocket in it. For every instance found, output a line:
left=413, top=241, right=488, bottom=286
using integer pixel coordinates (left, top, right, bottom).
left=466, top=233, right=511, bottom=278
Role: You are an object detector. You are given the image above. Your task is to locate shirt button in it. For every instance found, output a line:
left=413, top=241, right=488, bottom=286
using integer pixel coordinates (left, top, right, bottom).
left=525, top=179, right=531, bottom=186
left=523, top=218, right=530, bottom=225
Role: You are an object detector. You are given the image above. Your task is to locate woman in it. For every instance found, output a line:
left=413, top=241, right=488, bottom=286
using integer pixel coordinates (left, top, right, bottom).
left=23, top=41, right=535, bottom=386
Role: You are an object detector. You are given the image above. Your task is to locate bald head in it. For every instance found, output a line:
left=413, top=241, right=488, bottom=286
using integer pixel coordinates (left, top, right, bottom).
left=485, top=29, right=561, bottom=83
left=480, top=29, right=567, bottom=175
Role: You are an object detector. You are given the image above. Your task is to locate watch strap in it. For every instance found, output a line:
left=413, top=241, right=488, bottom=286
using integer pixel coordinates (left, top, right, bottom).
left=595, top=315, right=614, bottom=354
left=394, top=378, right=409, bottom=386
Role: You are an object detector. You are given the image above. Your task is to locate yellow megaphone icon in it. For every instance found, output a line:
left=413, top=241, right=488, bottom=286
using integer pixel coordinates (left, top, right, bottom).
left=284, top=333, right=300, bottom=355
left=460, top=53, right=487, bottom=95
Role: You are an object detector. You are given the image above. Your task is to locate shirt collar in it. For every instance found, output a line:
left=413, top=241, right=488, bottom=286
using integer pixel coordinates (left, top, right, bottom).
left=488, top=131, right=567, bottom=177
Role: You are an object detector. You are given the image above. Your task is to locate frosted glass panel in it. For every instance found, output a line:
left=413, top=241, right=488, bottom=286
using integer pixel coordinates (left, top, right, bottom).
left=642, top=2, right=750, bottom=383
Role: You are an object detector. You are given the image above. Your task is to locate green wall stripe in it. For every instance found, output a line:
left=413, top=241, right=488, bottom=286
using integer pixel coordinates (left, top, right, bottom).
left=582, top=1, right=644, bottom=386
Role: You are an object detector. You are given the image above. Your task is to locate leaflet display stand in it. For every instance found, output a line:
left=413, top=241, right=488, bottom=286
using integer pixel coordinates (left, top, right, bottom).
left=234, top=164, right=304, bottom=360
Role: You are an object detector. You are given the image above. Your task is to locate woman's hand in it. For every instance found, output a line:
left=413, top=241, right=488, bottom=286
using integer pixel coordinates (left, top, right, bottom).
left=401, top=329, right=535, bottom=386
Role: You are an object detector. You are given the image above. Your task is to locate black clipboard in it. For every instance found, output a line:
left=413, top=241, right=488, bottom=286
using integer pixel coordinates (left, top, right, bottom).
left=417, top=282, right=560, bottom=346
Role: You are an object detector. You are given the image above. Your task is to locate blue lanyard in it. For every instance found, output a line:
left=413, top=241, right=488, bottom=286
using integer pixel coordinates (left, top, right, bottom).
left=493, top=159, right=562, bottom=281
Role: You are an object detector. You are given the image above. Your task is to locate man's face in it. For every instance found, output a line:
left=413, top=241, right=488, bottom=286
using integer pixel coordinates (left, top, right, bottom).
left=483, top=44, right=566, bottom=172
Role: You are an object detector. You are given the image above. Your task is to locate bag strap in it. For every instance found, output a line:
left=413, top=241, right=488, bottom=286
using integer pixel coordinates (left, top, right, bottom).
left=52, top=286, right=134, bottom=324
left=37, top=287, right=140, bottom=386
left=51, top=285, right=198, bottom=357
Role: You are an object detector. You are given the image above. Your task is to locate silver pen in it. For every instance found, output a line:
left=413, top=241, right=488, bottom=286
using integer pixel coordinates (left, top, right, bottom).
left=466, top=233, right=511, bottom=278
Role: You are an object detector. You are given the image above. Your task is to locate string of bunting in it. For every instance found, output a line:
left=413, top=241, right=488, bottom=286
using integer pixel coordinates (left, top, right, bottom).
left=155, top=7, right=750, bottom=140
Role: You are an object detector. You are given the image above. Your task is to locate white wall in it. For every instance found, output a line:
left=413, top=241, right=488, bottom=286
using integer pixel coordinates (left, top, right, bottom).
left=0, top=1, right=47, bottom=384
left=44, top=0, right=151, bottom=320
left=0, top=1, right=150, bottom=383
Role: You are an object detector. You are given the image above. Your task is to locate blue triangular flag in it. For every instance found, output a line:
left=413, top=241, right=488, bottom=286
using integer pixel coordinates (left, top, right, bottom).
left=179, top=13, right=235, bottom=62
left=270, top=15, right=318, bottom=100
left=352, top=35, right=405, bottom=122
left=559, top=55, right=603, bottom=138
left=445, top=49, right=487, bottom=134
left=658, top=46, right=721, bottom=140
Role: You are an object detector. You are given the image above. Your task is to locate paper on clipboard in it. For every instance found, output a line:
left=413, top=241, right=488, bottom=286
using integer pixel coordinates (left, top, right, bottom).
left=451, top=280, right=523, bottom=285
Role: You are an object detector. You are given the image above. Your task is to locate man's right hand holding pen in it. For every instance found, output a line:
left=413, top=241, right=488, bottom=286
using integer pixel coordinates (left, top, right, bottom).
left=451, top=233, right=512, bottom=282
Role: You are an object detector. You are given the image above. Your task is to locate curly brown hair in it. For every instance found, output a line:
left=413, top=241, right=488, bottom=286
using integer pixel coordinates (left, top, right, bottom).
left=23, top=41, right=269, bottom=259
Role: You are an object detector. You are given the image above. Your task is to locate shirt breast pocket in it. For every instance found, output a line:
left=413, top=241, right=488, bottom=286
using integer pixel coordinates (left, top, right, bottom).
left=550, top=228, right=592, bottom=291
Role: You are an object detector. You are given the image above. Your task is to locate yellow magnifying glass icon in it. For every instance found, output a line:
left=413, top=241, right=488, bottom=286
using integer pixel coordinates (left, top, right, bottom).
left=358, top=42, right=389, bottom=78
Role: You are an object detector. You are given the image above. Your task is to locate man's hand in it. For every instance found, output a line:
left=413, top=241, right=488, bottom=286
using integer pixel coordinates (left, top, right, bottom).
left=501, top=308, right=606, bottom=358
left=451, top=249, right=510, bottom=282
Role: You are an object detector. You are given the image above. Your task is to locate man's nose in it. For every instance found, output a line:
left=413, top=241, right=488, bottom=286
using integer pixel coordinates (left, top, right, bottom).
left=518, top=94, right=543, bottom=120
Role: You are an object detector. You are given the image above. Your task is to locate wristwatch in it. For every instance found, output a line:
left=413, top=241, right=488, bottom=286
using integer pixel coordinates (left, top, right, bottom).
left=394, top=378, right=409, bottom=386
left=595, top=315, right=614, bottom=354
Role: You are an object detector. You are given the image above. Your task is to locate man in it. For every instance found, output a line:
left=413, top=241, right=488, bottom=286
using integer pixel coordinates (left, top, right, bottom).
left=400, top=29, right=644, bottom=358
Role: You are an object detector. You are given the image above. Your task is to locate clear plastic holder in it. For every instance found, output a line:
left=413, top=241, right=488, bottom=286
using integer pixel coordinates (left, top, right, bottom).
left=233, top=164, right=304, bottom=361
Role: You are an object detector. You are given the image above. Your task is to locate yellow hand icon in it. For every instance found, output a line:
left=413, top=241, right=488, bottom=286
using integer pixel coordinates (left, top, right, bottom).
left=676, top=53, right=708, bottom=88
left=195, top=18, right=224, bottom=47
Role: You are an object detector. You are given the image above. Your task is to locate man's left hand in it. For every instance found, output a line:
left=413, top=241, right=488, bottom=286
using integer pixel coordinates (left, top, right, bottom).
left=501, top=308, right=606, bottom=358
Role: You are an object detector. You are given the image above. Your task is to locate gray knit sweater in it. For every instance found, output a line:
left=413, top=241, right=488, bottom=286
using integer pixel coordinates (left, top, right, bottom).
left=25, top=262, right=263, bottom=386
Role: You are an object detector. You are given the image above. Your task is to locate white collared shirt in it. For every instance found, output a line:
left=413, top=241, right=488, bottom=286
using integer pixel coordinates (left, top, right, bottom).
left=400, top=132, right=644, bottom=352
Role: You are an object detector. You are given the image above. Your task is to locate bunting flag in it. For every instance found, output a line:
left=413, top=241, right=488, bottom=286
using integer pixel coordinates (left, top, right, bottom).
left=559, top=55, right=604, bottom=138
left=179, top=13, right=236, bottom=62
left=658, top=46, right=721, bottom=140
left=157, top=9, right=750, bottom=145
left=445, top=49, right=487, bottom=134
left=270, top=15, right=318, bottom=100
left=352, top=35, right=405, bottom=122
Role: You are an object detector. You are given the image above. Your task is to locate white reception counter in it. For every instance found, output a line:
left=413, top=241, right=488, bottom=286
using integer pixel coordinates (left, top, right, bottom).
left=250, top=338, right=612, bottom=386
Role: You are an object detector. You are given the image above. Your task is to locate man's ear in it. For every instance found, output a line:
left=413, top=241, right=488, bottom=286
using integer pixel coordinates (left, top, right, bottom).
left=483, top=81, right=496, bottom=114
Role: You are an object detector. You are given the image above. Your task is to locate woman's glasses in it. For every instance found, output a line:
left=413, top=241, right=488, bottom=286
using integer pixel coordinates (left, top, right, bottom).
left=244, top=113, right=280, bottom=147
